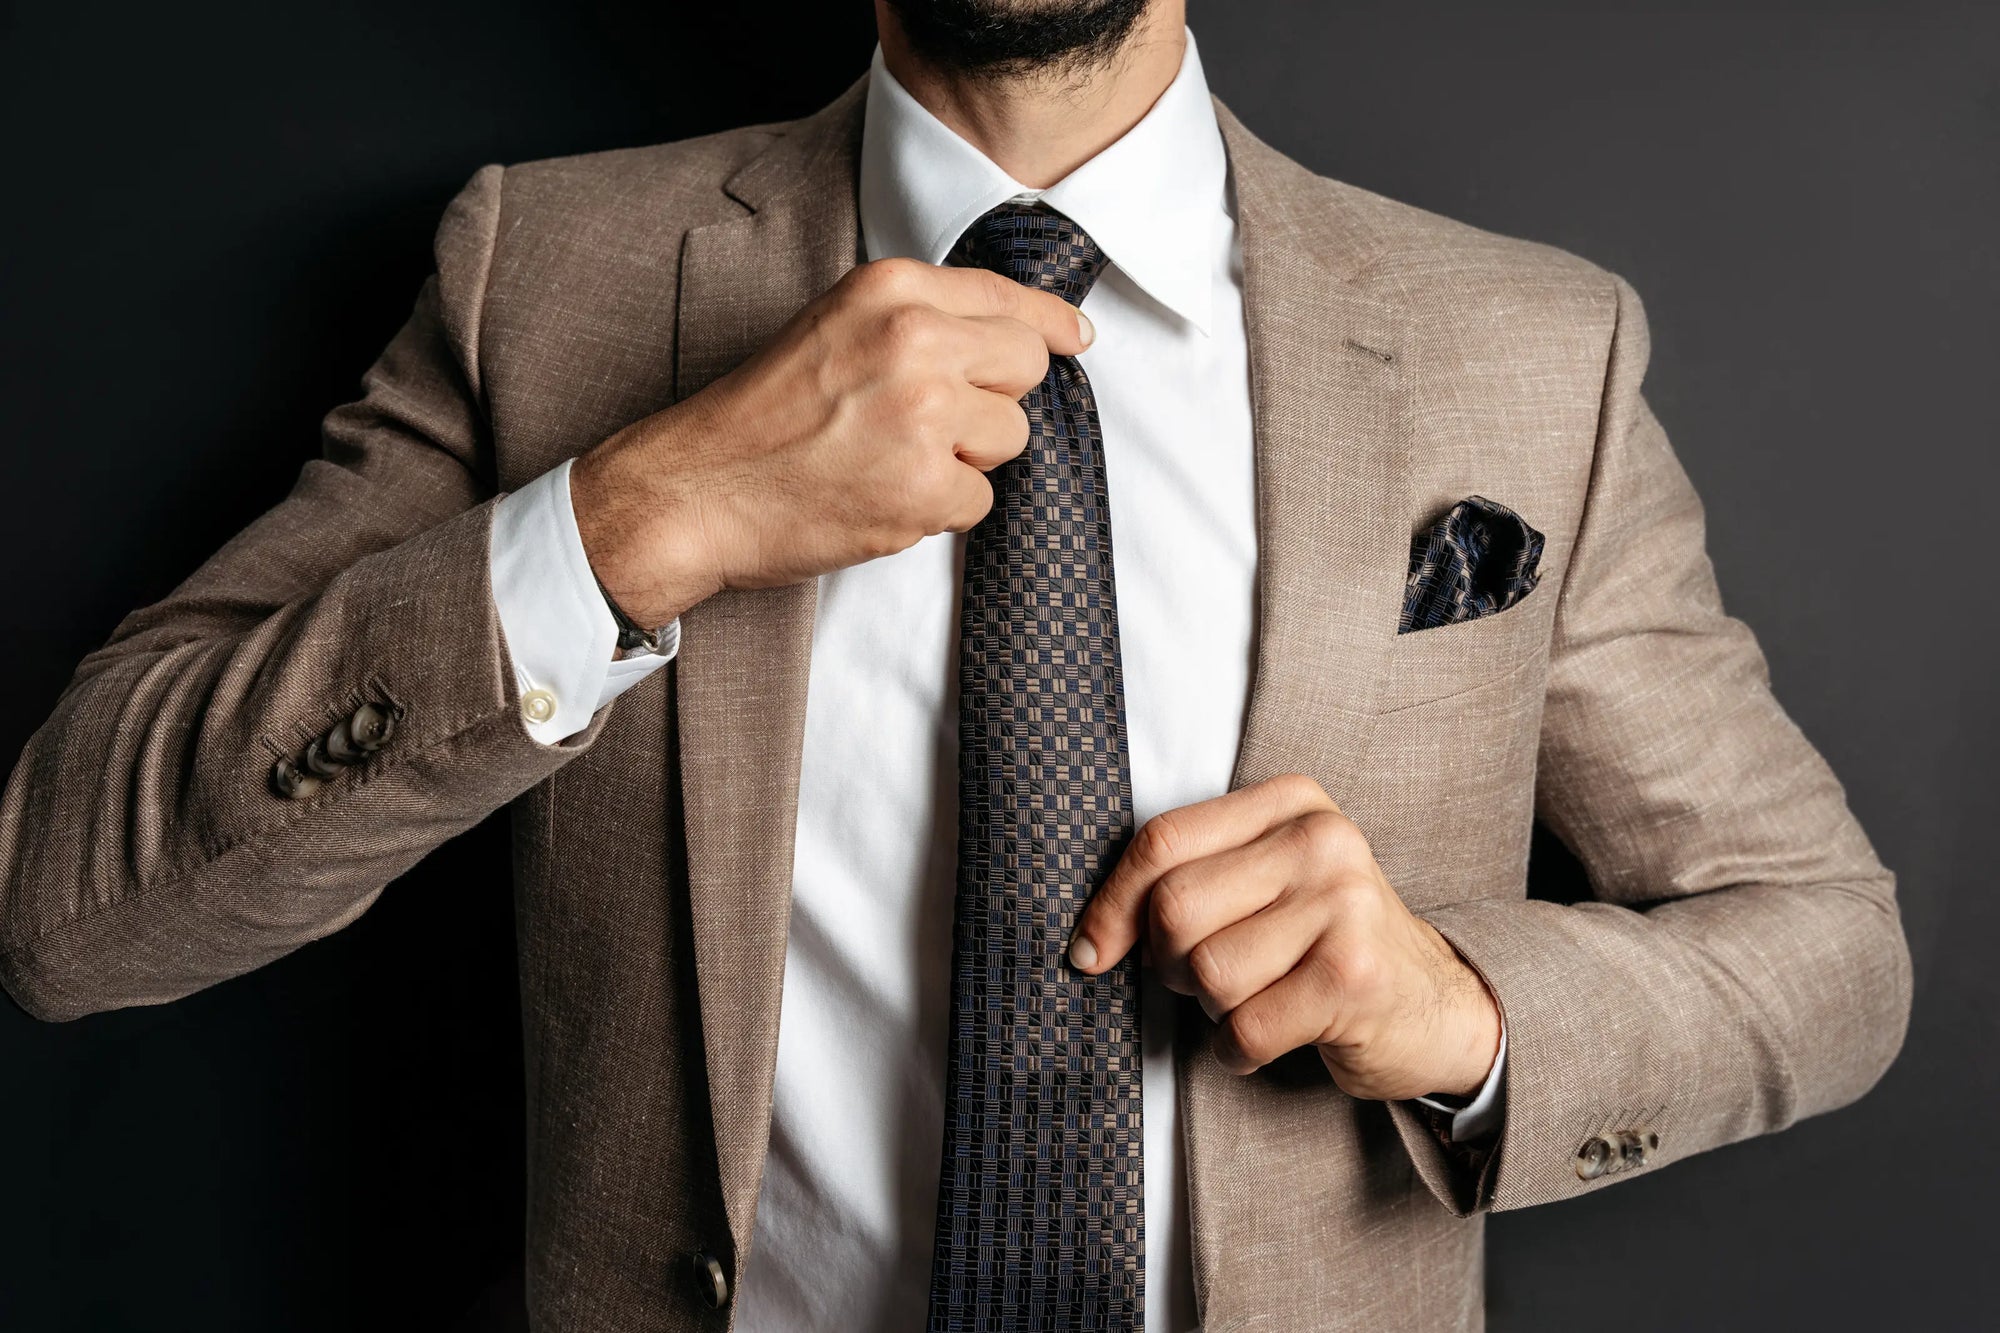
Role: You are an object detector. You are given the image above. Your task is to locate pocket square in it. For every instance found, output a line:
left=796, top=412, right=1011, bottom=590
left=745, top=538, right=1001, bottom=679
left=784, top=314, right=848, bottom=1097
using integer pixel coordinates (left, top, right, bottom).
left=1399, top=495, right=1546, bottom=633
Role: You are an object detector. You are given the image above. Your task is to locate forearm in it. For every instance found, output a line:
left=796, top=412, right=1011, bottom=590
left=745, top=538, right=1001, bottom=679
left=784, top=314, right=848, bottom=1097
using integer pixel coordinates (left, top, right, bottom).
left=0, top=161, right=614, bottom=1020
left=0, top=495, right=597, bottom=1021
left=1405, top=863, right=1906, bottom=1214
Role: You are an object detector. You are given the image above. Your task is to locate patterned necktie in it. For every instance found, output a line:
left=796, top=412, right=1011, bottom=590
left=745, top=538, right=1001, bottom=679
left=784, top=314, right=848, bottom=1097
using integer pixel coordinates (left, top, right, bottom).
left=929, top=202, right=1143, bottom=1332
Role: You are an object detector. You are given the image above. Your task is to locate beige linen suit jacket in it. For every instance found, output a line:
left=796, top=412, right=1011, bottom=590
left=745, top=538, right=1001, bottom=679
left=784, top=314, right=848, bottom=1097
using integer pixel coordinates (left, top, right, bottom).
left=0, top=80, right=1911, bottom=1331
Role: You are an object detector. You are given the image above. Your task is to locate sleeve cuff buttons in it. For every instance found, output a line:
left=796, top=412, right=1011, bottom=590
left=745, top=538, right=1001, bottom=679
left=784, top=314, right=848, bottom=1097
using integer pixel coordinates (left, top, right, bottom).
left=269, top=701, right=399, bottom=800
left=1575, top=1127, right=1660, bottom=1180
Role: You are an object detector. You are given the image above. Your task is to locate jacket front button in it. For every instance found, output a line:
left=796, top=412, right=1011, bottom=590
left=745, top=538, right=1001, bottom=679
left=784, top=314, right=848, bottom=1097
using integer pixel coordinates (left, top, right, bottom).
left=1575, top=1133, right=1616, bottom=1180
left=270, top=758, right=321, bottom=800
left=689, top=1250, right=729, bottom=1309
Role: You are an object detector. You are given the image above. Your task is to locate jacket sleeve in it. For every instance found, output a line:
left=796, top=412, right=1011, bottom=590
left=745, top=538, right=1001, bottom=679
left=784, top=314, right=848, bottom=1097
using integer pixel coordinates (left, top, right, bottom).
left=1388, top=273, right=1913, bottom=1214
left=0, top=164, right=607, bottom=1022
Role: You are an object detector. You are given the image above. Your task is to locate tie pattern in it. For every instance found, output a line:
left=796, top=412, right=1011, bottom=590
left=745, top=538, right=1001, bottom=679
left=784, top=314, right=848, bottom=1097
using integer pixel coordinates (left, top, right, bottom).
left=1399, top=493, right=1547, bottom=633
left=928, top=203, right=1144, bottom=1333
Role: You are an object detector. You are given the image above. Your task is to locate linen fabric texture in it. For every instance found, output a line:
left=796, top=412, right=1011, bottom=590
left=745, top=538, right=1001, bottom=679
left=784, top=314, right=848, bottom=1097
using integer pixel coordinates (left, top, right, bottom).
left=0, top=74, right=1911, bottom=1333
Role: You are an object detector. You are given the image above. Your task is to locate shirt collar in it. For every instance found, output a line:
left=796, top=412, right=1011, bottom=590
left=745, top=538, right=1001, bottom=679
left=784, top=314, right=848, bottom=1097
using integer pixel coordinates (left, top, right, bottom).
left=858, top=28, right=1227, bottom=335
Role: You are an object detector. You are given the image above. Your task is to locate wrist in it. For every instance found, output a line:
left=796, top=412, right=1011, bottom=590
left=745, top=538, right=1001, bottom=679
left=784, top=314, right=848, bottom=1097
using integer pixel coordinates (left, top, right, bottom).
left=1439, top=989, right=1503, bottom=1099
left=1423, top=924, right=1503, bottom=1098
left=572, top=420, right=728, bottom=627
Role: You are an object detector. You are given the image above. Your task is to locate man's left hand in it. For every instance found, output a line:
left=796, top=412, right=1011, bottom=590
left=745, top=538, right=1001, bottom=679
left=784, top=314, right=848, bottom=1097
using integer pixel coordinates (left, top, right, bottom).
left=1068, top=774, right=1503, bottom=1102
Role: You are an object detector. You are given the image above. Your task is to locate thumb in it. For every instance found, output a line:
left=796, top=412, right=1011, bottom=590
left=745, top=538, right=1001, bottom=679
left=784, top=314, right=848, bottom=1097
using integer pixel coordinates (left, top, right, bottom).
left=1003, top=281, right=1094, bottom=359
left=1068, top=822, right=1179, bottom=975
left=924, top=264, right=1095, bottom=357
left=1068, top=871, right=1147, bottom=977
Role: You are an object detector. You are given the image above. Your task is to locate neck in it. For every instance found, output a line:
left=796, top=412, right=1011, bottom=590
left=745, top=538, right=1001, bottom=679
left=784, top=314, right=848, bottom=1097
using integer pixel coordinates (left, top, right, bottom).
left=874, top=1, right=1187, bottom=189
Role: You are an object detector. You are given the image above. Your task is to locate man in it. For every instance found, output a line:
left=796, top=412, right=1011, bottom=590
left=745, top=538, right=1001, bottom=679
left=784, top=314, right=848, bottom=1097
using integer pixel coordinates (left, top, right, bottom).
left=0, top=0, right=1911, bottom=1329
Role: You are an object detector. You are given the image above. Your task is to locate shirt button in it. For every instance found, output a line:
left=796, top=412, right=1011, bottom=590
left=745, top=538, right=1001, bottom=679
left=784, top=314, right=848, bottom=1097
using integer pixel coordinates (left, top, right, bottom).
left=521, top=688, right=558, bottom=725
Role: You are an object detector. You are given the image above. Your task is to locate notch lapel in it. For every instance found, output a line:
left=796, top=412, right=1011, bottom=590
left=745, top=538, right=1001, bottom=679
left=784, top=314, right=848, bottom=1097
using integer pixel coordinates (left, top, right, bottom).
left=1180, top=103, right=1417, bottom=1325
left=1216, top=102, right=1410, bottom=806
left=673, top=80, right=866, bottom=1261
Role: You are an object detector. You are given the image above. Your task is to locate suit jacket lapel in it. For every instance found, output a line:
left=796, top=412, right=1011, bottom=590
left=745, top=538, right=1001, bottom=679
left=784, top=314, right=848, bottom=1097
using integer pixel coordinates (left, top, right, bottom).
left=1180, top=102, right=1416, bottom=1325
left=1217, top=99, right=1411, bottom=787
left=673, top=78, right=866, bottom=1260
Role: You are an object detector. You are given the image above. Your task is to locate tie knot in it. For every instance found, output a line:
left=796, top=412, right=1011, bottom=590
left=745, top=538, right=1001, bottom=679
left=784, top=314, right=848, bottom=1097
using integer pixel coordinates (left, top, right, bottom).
left=947, top=202, right=1107, bottom=305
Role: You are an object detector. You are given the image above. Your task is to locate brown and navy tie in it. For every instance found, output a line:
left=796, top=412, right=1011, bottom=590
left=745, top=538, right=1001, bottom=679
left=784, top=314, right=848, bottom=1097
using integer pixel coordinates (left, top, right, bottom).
left=928, top=202, right=1143, bottom=1332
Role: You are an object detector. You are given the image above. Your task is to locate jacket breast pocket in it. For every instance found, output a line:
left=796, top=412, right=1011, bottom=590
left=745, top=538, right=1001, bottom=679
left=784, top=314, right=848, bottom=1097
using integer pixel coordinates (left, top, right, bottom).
left=1376, top=583, right=1554, bottom=714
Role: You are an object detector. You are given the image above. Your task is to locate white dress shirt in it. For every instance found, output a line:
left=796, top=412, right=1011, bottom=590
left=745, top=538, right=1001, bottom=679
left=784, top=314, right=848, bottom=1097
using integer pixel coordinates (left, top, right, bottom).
left=487, top=30, right=1502, bottom=1332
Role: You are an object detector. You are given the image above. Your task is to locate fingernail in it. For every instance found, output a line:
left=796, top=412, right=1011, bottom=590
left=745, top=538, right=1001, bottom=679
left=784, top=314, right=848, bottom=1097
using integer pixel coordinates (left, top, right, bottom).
left=1069, top=934, right=1098, bottom=970
left=1076, top=309, right=1095, bottom=348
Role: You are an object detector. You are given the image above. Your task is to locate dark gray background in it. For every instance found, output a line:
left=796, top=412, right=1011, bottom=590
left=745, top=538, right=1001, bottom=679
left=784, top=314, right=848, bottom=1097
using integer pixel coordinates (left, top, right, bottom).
left=2, top=1, right=1992, bottom=1328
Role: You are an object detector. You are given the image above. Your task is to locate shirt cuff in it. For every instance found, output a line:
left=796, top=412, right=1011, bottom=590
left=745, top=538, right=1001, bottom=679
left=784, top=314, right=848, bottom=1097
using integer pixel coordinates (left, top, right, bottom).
left=489, top=457, right=679, bottom=744
left=1413, top=1021, right=1507, bottom=1144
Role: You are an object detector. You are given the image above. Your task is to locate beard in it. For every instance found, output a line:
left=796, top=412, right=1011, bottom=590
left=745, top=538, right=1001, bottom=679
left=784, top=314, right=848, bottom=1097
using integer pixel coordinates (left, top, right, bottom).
left=884, top=0, right=1153, bottom=77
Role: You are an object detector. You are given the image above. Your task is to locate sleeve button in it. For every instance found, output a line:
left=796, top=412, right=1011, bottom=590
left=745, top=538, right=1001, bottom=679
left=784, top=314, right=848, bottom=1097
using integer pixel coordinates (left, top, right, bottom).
left=270, top=758, right=322, bottom=800
left=325, top=717, right=363, bottom=763
left=303, top=738, right=343, bottom=778
left=348, top=702, right=396, bottom=752
left=521, top=688, right=558, bottom=725
left=1575, top=1133, right=1616, bottom=1180
left=1617, top=1128, right=1657, bottom=1168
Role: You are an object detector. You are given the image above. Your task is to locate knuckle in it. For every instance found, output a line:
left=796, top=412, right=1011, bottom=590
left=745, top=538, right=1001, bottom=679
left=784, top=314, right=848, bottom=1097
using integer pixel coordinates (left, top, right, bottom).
left=1295, top=809, right=1364, bottom=864
left=878, top=301, right=940, bottom=358
left=1149, top=872, right=1197, bottom=939
left=1001, top=396, right=1031, bottom=443
left=850, top=256, right=919, bottom=301
left=1326, top=936, right=1380, bottom=998
left=1225, top=1007, right=1276, bottom=1064
left=1326, top=865, right=1379, bottom=910
left=1270, top=772, right=1325, bottom=804
left=839, top=261, right=887, bottom=304
left=1002, top=322, right=1051, bottom=375
left=1324, top=1065, right=1368, bottom=1099
left=916, top=463, right=964, bottom=521
left=1187, top=938, right=1230, bottom=999
left=1131, top=812, right=1187, bottom=871
left=1274, top=816, right=1324, bottom=866
left=972, top=396, right=1030, bottom=461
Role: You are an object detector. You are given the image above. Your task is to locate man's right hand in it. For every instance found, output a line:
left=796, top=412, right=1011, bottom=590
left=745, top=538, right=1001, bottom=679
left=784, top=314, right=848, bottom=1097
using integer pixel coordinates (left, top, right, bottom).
left=568, top=257, right=1093, bottom=628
